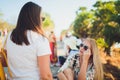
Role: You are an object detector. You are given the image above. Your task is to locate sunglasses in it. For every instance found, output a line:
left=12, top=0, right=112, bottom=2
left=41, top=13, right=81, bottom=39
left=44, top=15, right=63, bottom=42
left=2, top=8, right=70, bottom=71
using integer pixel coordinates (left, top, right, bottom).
left=42, top=17, right=45, bottom=21
left=80, top=43, right=88, bottom=50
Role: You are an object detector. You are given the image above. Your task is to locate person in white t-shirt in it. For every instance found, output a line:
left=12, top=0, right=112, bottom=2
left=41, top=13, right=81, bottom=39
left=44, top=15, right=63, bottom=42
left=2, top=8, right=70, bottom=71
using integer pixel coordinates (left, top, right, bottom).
left=5, top=2, right=53, bottom=80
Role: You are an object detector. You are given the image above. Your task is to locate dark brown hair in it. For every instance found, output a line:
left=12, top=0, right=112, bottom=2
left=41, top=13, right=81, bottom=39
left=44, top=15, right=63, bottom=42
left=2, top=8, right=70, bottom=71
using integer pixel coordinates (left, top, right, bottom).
left=11, top=2, right=44, bottom=45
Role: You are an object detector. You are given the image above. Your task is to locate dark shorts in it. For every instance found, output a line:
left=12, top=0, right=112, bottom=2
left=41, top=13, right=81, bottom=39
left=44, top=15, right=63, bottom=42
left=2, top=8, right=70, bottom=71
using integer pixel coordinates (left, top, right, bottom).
left=58, top=56, right=66, bottom=65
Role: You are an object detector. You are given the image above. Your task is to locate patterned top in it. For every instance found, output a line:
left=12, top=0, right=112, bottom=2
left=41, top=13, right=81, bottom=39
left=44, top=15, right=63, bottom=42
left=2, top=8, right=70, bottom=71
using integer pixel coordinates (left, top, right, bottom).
left=58, top=52, right=95, bottom=80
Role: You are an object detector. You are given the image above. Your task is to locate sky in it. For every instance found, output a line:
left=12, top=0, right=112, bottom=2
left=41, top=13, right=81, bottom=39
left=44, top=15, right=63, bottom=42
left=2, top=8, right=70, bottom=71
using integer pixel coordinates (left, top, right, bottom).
left=0, top=0, right=98, bottom=37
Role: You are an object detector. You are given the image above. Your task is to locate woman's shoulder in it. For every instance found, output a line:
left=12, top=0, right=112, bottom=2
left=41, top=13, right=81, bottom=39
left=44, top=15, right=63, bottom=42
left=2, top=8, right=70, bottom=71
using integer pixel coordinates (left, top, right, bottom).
left=27, top=30, right=48, bottom=43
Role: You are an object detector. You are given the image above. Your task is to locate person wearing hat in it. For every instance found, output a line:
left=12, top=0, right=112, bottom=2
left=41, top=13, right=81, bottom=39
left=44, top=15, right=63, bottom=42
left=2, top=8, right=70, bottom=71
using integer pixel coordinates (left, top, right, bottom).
left=58, top=36, right=81, bottom=66
left=63, top=36, right=81, bottom=55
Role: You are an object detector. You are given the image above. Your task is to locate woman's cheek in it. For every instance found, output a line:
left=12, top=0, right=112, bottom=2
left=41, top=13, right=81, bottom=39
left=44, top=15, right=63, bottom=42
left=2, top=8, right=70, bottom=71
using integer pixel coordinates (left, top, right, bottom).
left=79, top=51, right=83, bottom=55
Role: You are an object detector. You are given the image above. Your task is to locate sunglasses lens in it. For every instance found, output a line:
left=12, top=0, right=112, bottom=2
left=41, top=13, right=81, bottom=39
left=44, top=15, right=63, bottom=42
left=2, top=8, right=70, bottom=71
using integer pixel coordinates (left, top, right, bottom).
left=80, top=44, right=83, bottom=47
left=80, top=44, right=89, bottom=50
left=84, top=46, right=88, bottom=50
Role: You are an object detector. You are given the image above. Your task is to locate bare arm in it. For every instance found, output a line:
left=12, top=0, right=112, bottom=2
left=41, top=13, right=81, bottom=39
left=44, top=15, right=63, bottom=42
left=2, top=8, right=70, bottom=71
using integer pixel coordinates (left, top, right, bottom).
left=78, top=61, right=88, bottom=80
left=78, top=49, right=91, bottom=80
left=37, top=54, right=53, bottom=80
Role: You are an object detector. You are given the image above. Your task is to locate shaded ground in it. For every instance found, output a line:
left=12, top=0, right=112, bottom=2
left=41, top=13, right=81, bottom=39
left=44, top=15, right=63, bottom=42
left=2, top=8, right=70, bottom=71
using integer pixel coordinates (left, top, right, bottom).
left=102, top=54, right=120, bottom=80
left=51, top=65, right=60, bottom=80
left=104, top=62, right=120, bottom=80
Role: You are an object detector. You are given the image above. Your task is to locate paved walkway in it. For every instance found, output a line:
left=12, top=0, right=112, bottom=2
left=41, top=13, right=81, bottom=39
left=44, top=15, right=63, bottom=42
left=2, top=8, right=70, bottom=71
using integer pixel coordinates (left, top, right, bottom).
left=51, top=65, right=60, bottom=80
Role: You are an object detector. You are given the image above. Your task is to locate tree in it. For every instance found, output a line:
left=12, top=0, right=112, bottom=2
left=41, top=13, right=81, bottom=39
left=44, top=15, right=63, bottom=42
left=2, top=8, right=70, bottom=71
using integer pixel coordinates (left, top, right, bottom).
left=74, top=7, right=94, bottom=38
left=42, top=13, right=54, bottom=32
left=0, top=11, right=15, bottom=31
left=73, top=0, right=120, bottom=55
left=93, top=1, right=120, bottom=54
left=0, top=20, right=15, bottom=31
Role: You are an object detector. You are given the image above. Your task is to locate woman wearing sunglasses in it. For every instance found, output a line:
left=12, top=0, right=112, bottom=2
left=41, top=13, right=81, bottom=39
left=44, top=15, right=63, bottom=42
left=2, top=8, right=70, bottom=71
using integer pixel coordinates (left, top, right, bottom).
left=57, top=38, right=103, bottom=80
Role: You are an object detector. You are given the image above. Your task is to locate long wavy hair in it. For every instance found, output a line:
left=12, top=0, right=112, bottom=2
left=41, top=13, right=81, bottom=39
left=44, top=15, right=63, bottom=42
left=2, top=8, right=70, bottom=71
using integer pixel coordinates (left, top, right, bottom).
left=11, top=2, right=45, bottom=45
left=87, top=38, right=104, bottom=80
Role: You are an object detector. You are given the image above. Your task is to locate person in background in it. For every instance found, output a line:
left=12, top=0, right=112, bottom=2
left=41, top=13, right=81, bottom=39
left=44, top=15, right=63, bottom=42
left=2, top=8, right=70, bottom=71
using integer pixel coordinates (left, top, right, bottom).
left=57, top=38, right=103, bottom=80
left=49, top=31, right=57, bottom=64
left=63, top=36, right=80, bottom=56
left=5, top=2, right=53, bottom=80
left=59, top=36, right=81, bottom=66
left=62, top=32, right=72, bottom=56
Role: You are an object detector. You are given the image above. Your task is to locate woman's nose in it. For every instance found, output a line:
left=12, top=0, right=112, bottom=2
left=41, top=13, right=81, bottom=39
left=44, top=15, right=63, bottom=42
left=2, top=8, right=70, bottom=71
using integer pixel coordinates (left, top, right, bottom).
left=80, top=47, right=84, bottom=51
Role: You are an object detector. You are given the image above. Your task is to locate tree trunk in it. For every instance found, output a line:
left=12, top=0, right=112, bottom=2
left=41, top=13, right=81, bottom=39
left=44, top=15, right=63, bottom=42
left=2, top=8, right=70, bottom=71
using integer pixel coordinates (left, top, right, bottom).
left=104, top=47, right=111, bottom=56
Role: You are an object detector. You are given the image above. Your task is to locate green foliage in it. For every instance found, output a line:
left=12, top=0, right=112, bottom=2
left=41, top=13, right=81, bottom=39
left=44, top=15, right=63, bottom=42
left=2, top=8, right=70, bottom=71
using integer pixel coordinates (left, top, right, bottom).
left=0, top=13, right=2, bottom=15
left=115, top=0, right=120, bottom=13
left=0, top=20, right=15, bottom=31
left=103, top=24, right=120, bottom=45
left=42, top=13, right=54, bottom=29
left=73, top=0, right=120, bottom=54
left=96, top=38, right=108, bottom=48
left=94, top=0, right=120, bottom=54
left=91, top=19, right=104, bottom=38
left=0, top=11, right=15, bottom=32
left=0, top=11, right=3, bottom=18
left=79, top=7, right=87, bottom=11
left=74, top=9, right=94, bottom=38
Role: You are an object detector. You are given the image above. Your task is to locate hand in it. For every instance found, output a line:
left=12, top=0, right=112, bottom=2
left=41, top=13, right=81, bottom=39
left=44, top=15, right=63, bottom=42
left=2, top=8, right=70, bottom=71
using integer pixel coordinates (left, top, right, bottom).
left=83, top=49, right=91, bottom=63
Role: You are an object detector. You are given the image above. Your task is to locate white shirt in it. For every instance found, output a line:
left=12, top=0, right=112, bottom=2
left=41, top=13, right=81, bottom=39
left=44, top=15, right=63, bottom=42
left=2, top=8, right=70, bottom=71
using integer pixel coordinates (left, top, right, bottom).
left=6, top=30, right=51, bottom=80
